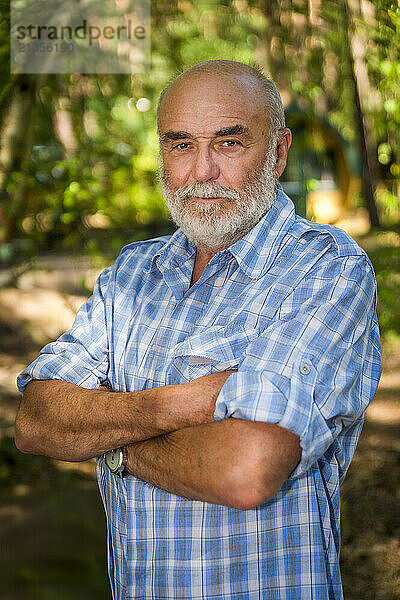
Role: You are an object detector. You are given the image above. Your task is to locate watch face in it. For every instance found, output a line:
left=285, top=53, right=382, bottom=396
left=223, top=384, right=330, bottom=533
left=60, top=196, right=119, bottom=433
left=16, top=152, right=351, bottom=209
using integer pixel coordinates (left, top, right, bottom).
left=105, top=448, right=122, bottom=472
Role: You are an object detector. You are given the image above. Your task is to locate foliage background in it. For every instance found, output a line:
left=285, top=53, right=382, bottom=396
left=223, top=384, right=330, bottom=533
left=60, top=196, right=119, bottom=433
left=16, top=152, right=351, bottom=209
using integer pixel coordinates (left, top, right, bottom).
left=1, top=0, right=400, bottom=261
left=0, top=0, right=399, bottom=598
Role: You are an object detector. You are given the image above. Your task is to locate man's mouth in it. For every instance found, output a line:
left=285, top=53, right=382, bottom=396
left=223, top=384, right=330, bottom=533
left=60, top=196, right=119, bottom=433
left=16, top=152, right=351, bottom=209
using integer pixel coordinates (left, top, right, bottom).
left=196, top=197, right=221, bottom=201
left=190, top=196, right=231, bottom=203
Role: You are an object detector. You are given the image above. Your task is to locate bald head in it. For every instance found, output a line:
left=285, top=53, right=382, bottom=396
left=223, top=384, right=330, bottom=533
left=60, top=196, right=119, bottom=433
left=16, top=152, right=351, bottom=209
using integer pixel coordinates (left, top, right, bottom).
left=157, top=60, right=285, bottom=140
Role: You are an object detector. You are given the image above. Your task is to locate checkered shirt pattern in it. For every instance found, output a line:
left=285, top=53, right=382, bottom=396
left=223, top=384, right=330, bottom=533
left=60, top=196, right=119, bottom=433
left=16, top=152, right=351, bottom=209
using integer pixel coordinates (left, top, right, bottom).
left=18, top=187, right=382, bottom=599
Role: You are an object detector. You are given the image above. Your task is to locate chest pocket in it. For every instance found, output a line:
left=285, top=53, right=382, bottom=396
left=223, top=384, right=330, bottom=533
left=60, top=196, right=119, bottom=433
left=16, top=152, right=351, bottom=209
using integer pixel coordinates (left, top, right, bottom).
left=168, top=324, right=259, bottom=384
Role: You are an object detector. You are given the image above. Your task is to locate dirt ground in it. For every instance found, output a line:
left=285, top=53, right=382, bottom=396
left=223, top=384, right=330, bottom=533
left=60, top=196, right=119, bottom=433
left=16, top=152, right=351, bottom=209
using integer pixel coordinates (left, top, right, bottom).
left=0, top=255, right=399, bottom=600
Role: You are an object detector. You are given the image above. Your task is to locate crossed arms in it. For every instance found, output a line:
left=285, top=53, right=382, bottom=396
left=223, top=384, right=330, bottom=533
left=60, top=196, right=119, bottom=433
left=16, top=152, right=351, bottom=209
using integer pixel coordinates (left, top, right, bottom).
left=14, top=373, right=301, bottom=510
left=15, top=251, right=380, bottom=510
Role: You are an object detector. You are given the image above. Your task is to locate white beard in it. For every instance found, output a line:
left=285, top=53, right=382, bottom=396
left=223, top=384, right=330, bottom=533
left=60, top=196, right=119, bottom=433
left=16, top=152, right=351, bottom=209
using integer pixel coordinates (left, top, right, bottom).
left=159, top=144, right=278, bottom=252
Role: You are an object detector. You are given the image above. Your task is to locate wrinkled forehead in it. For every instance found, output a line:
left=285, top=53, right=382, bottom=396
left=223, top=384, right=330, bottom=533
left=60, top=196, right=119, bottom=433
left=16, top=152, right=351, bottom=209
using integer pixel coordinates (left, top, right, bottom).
left=158, top=71, right=270, bottom=135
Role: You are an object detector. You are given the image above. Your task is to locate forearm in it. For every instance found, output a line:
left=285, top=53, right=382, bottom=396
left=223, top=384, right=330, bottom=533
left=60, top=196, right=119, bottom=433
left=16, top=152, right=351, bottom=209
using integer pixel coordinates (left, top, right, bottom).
left=126, top=418, right=301, bottom=510
left=15, top=379, right=210, bottom=462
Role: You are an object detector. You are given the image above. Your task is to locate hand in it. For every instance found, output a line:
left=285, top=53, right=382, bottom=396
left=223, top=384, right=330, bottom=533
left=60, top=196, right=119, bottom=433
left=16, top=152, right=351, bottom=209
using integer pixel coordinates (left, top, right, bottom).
left=179, top=370, right=236, bottom=426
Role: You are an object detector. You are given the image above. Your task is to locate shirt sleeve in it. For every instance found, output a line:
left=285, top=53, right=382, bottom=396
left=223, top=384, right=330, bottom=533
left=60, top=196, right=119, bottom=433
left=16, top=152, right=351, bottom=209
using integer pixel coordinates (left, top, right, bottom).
left=214, top=253, right=382, bottom=478
left=17, top=265, right=113, bottom=393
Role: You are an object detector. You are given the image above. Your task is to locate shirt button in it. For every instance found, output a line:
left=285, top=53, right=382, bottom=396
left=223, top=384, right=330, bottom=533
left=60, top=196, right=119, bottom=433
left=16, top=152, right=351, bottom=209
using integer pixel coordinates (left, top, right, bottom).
left=299, top=363, right=311, bottom=375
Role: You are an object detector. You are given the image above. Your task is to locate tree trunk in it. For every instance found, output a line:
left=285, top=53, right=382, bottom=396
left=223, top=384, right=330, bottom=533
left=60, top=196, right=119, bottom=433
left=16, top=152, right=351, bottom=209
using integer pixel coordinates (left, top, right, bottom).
left=344, top=0, right=380, bottom=227
left=0, top=76, right=43, bottom=244
left=257, top=0, right=291, bottom=103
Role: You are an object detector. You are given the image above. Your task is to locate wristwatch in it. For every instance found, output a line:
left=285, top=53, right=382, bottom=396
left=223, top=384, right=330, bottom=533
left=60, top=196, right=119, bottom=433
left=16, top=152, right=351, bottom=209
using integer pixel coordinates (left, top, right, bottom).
left=104, top=446, right=128, bottom=477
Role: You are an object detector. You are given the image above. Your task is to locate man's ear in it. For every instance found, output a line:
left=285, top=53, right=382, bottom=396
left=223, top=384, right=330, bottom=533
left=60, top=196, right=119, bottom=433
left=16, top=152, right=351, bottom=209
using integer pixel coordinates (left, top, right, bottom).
left=275, top=128, right=292, bottom=178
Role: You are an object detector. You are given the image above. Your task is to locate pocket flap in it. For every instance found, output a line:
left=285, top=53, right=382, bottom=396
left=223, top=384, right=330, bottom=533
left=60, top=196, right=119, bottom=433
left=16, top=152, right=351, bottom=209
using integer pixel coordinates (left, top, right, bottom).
left=173, top=325, right=258, bottom=366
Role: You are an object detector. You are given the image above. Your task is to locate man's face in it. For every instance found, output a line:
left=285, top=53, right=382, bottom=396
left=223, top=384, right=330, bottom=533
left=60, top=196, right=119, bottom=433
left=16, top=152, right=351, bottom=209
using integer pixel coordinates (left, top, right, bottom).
left=158, top=72, right=281, bottom=250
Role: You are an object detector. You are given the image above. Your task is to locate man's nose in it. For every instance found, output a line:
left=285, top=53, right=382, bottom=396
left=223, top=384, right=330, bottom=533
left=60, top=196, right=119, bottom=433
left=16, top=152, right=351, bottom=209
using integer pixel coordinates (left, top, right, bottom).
left=192, top=147, right=220, bottom=181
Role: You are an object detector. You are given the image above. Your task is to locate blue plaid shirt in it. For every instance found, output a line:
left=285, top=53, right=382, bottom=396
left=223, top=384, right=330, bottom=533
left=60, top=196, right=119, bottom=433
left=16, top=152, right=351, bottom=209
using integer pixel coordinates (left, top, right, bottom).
left=18, top=187, right=381, bottom=599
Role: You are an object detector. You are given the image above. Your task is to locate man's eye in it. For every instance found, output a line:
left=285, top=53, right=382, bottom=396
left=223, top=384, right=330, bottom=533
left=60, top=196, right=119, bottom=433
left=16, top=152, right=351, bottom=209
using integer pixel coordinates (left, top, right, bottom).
left=221, top=140, right=240, bottom=147
left=173, top=142, right=191, bottom=150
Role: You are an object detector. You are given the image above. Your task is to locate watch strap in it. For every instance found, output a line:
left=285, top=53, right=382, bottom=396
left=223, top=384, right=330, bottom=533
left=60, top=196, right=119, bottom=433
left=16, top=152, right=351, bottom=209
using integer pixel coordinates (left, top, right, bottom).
left=120, top=445, right=128, bottom=477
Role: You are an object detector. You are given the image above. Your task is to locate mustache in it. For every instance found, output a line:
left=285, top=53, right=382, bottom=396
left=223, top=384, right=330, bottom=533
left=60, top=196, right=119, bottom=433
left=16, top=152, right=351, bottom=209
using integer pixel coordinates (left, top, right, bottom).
left=171, top=181, right=241, bottom=203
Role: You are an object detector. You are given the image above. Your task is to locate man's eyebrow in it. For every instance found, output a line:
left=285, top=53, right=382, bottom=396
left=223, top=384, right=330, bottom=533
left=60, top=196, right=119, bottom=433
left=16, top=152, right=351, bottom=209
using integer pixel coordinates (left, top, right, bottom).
left=160, top=124, right=250, bottom=143
left=160, top=131, right=192, bottom=142
left=214, top=125, right=249, bottom=137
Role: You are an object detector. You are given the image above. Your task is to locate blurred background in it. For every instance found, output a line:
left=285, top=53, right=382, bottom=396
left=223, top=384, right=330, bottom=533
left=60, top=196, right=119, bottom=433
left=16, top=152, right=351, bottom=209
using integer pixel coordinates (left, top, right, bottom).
left=0, top=0, right=399, bottom=598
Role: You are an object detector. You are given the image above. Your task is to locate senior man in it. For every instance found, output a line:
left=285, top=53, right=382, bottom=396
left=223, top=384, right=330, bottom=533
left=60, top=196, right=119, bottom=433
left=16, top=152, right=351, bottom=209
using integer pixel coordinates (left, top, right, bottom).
left=15, top=60, right=381, bottom=599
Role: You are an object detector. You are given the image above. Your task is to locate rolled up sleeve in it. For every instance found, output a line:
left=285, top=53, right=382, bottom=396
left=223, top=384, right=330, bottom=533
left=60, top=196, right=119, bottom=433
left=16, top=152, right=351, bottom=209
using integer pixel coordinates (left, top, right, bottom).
left=214, top=254, right=382, bottom=477
left=17, top=266, right=113, bottom=393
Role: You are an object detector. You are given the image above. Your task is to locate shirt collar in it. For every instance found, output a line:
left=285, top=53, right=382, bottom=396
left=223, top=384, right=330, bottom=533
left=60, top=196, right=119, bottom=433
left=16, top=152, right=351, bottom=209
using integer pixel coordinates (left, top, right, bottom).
left=228, top=185, right=295, bottom=279
left=148, top=227, right=196, bottom=274
left=149, top=185, right=295, bottom=279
